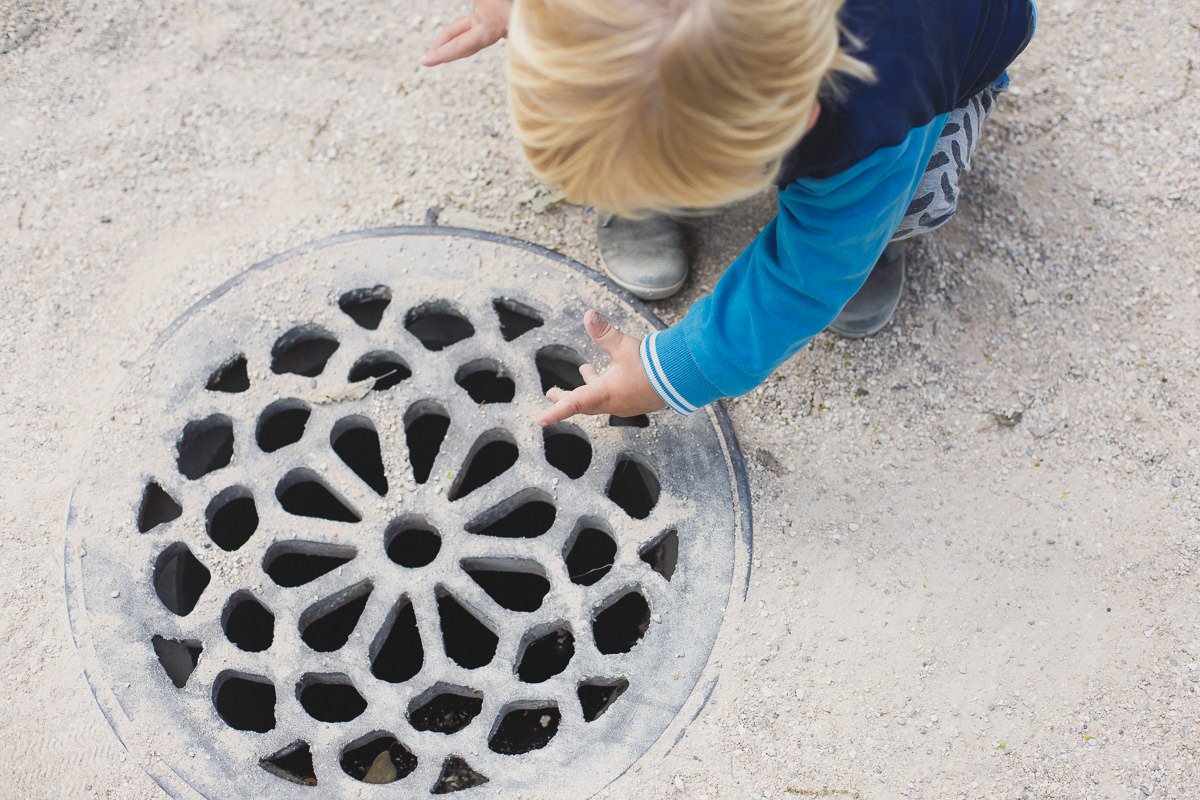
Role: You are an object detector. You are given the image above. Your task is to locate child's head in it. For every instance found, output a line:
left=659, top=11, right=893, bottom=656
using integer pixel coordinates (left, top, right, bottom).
left=506, top=0, right=871, bottom=218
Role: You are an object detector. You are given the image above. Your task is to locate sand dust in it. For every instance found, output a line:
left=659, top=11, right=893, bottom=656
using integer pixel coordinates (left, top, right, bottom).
left=1, top=0, right=1197, bottom=798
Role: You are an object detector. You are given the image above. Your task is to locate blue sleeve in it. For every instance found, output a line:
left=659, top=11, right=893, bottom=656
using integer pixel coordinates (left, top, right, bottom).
left=641, top=114, right=950, bottom=414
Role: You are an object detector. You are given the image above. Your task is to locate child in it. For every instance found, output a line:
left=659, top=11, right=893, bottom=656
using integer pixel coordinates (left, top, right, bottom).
left=422, top=0, right=1036, bottom=423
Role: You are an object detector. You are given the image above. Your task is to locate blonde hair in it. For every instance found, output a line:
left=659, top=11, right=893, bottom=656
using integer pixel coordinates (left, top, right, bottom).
left=506, top=0, right=873, bottom=218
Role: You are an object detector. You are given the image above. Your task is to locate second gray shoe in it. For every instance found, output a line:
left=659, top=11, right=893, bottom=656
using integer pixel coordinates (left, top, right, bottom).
left=596, top=214, right=688, bottom=301
left=828, top=243, right=906, bottom=339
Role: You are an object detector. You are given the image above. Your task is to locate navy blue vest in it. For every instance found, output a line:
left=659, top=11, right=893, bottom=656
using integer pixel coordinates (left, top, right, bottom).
left=779, top=0, right=1035, bottom=183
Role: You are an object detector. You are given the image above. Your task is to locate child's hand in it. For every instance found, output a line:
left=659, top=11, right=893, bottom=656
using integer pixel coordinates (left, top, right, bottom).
left=420, top=0, right=513, bottom=67
left=538, top=310, right=666, bottom=426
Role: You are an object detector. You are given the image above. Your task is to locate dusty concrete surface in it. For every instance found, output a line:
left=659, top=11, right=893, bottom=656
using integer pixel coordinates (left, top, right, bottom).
left=1, top=1, right=1197, bottom=798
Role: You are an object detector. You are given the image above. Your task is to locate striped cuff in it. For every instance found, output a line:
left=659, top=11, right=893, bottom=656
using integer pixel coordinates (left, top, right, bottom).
left=640, top=330, right=723, bottom=415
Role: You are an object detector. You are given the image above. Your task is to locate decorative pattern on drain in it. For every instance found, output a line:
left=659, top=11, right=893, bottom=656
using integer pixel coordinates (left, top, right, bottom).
left=65, top=231, right=746, bottom=800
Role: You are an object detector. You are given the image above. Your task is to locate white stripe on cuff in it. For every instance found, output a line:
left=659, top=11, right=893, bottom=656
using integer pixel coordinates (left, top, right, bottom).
left=640, top=334, right=696, bottom=416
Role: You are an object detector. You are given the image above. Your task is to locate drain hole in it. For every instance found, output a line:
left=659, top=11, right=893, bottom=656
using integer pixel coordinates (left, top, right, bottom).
left=339, top=285, right=392, bottom=330
left=300, top=580, right=372, bottom=652
left=437, top=590, right=498, bottom=669
left=488, top=705, right=561, bottom=755
left=298, top=674, right=367, bottom=722
left=409, top=689, right=484, bottom=734
left=151, top=635, right=202, bottom=688
left=332, top=420, right=388, bottom=496
left=406, top=403, right=450, bottom=484
left=370, top=597, right=424, bottom=683
left=138, top=481, right=182, bottom=532
left=607, top=455, right=660, bottom=519
left=406, top=303, right=475, bottom=351
left=517, top=627, right=575, bottom=683
left=205, top=488, right=258, bottom=551
left=213, top=672, right=276, bottom=732
left=276, top=469, right=360, bottom=522
left=543, top=424, right=591, bottom=479
left=592, top=591, right=651, bottom=654
left=260, top=740, right=317, bottom=786
left=448, top=432, right=518, bottom=501
left=348, top=350, right=411, bottom=391
left=270, top=325, right=340, bottom=377
left=386, top=517, right=441, bottom=568
left=432, top=756, right=489, bottom=794
left=463, top=561, right=550, bottom=612
left=206, top=354, right=250, bottom=393
left=263, top=541, right=356, bottom=587
left=640, top=528, right=679, bottom=580
left=455, top=359, right=516, bottom=404
left=609, top=414, right=650, bottom=428
left=493, top=297, right=544, bottom=341
left=256, top=400, right=310, bottom=453
left=341, top=733, right=417, bottom=785
left=565, top=524, right=616, bottom=586
left=578, top=679, right=629, bottom=722
left=154, top=543, right=211, bottom=616
left=466, top=490, right=557, bottom=538
left=223, top=592, right=274, bottom=652
left=176, top=414, right=234, bottom=480
left=536, top=345, right=585, bottom=392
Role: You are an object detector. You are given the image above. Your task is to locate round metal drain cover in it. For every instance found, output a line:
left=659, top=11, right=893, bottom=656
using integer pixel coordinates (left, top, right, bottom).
left=64, top=228, right=750, bottom=799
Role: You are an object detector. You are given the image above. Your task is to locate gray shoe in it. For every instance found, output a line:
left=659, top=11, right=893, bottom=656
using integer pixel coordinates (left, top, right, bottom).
left=596, top=213, right=688, bottom=300
left=828, top=243, right=906, bottom=339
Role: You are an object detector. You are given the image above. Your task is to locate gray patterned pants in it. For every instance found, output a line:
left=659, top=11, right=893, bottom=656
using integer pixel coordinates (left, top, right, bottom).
left=892, top=79, right=1006, bottom=241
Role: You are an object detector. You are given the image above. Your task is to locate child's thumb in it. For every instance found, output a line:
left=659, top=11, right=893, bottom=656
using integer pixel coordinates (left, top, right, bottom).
left=584, top=309, right=622, bottom=357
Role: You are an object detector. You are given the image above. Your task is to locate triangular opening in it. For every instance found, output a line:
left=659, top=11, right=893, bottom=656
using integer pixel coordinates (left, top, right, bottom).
left=259, top=740, right=317, bottom=786
left=432, top=756, right=489, bottom=794
left=437, top=590, right=498, bottom=669
left=300, top=581, right=372, bottom=652
left=493, top=298, right=543, bottom=341
left=463, top=563, right=550, bottom=612
left=578, top=678, right=629, bottom=722
left=206, top=355, right=249, bottom=393
left=465, top=491, right=556, bottom=539
left=151, top=635, right=202, bottom=688
left=276, top=469, right=360, bottom=522
left=332, top=422, right=388, bottom=496
left=639, top=528, right=679, bottom=580
left=263, top=541, right=356, bottom=587
left=405, top=404, right=450, bottom=484
left=448, top=434, right=518, bottom=501
left=370, top=596, right=424, bottom=683
left=138, top=482, right=182, bottom=533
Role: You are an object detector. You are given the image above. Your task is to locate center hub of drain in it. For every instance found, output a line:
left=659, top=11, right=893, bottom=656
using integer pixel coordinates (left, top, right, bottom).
left=65, top=228, right=750, bottom=799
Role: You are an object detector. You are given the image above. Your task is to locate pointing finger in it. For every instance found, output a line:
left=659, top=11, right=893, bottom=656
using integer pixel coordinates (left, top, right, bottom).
left=579, top=363, right=600, bottom=384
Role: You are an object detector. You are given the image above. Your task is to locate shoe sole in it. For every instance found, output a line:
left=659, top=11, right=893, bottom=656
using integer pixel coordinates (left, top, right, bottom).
left=602, top=267, right=686, bottom=301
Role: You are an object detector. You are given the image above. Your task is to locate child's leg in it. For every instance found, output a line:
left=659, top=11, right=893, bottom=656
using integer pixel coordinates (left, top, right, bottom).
left=830, top=78, right=1006, bottom=338
left=892, top=79, right=1005, bottom=241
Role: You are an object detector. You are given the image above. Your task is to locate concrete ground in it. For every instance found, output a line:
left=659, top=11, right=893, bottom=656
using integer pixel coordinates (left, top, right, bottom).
left=1, top=1, right=1197, bottom=798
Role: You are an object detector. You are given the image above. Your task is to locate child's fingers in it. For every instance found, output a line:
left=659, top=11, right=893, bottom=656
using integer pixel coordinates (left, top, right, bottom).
left=538, top=385, right=602, bottom=426
left=584, top=308, right=626, bottom=359
left=431, top=15, right=471, bottom=49
left=579, top=363, right=600, bottom=384
left=421, top=18, right=482, bottom=66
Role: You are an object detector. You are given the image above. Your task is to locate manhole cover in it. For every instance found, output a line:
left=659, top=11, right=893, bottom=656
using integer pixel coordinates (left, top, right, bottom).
left=64, top=227, right=750, bottom=798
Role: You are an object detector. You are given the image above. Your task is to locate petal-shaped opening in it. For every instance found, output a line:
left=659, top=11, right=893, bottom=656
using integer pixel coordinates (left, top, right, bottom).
left=340, top=732, right=417, bottom=785
left=176, top=414, right=234, bottom=480
left=275, top=468, right=360, bottom=522
left=606, top=454, right=660, bottom=519
left=370, top=596, right=423, bottom=684
left=592, top=590, right=651, bottom=655
left=205, top=486, right=258, bottom=551
left=409, top=686, right=484, bottom=734
left=448, top=430, right=518, bottom=501
left=488, top=704, right=561, bottom=755
left=270, top=324, right=339, bottom=377
left=465, top=489, right=556, bottom=539
left=564, top=521, right=616, bottom=586
left=542, top=424, right=592, bottom=479
left=332, top=417, right=388, bottom=496
left=256, top=399, right=310, bottom=453
left=263, top=541, right=356, bottom=587
left=348, top=350, right=411, bottom=391
left=297, top=673, right=367, bottom=722
left=223, top=591, right=274, bottom=652
left=299, top=580, right=372, bottom=652
left=153, top=543, right=210, bottom=616
left=535, top=345, right=585, bottom=392
left=406, top=302, right=475, bottom=351
left=437, top=589, right=498, bottom=670
left=405, top=401, right=450, bottom=484
left=455, top=359, right=516, bottom=404
left=516, top=625, right=574, bottom=684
